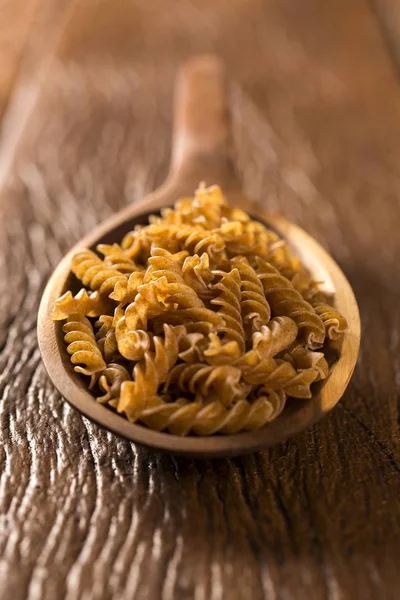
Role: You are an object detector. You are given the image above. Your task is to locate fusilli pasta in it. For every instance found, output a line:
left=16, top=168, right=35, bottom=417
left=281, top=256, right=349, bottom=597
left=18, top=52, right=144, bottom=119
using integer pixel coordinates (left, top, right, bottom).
left=71, top=250, right=129, bottom=298
left=256, top=258, right=326, bottom=349
left=53, top=289, right=112, bottom=320
left=205, top=268, right=245, bottom=360
left=117, top=324, right=186, bottom=421
left=54, top=183, right=347, bottom=436
left=266, top=240, right=348, bottom=340
left=63, top=314, right=106, bottom=387
left=95, top=315, right=118, bottom=363
left=166, top=362, right=246, bottom=407
left=135, top=394, right=282, bottom=436
left=97, top=363, right=131, bottom=404
left=232, top=257, right=271, bottom=338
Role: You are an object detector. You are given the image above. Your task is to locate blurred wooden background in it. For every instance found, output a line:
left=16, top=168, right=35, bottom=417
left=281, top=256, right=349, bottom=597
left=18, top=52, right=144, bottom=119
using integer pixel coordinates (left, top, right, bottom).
left=1, top=1, right=400, bottom=599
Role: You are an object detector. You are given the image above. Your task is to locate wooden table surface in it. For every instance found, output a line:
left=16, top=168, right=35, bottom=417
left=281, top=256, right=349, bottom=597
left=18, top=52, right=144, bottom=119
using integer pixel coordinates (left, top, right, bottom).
left=1, top=1, right=400, bottom=599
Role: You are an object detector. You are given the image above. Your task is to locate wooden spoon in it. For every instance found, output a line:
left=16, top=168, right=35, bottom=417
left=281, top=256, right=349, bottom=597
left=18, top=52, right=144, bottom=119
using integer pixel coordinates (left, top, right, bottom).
left=38, top=55, right=360, bottom=457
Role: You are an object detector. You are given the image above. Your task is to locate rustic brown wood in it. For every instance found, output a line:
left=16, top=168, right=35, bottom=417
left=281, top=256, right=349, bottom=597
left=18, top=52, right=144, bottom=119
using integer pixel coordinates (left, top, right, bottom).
left=373, top=0, right=400, bottom=67
left=2, top=0, right=400, bottom=598
left=0, top=0, right=43, bottom=121
left=38, top=55, right=360, bottom=457
left=0, top=0, right=71, bottom=135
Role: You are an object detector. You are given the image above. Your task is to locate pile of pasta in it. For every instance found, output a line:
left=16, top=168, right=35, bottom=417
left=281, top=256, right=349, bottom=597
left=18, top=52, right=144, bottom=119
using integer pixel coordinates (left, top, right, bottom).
left=53, top=183, right=347, bottom=436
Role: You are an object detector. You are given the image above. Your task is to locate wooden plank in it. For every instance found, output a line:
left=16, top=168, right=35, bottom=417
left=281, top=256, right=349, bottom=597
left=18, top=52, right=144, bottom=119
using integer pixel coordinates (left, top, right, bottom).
left=0, top=0, right=76, bottom=186
left=373, top=0, right=400, bottom=67
left=1, top=0, right=400, bottom=598
left=0, top=0, right=70, bottom=123
left=0, top=0, right=42, bottom=120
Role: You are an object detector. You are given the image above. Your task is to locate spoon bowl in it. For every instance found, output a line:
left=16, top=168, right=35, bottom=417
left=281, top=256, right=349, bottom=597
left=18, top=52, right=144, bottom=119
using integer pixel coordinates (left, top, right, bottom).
left=38, top=56, right=360, bottom=457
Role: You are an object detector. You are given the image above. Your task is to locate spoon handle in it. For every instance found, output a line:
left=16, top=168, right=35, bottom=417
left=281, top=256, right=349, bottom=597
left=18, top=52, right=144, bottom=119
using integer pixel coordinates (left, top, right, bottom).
left=167, top=55, right=240, bottom=193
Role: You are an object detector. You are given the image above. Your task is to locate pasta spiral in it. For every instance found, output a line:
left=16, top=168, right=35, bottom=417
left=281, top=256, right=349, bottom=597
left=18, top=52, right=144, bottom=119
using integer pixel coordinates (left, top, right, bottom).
left=189, top=182, right=227, bottom=228
left=109, top=271, right=145, bottom=303
left=115, top=294, right=151, bottom=338
left=152, top=306, right=224, bottom=336
left=266, top=241, right=347, bottom=340
left=52, top=289, right=112, bottom=320
left=97, top=363, right=131, bottom=404
left=266, top=239, right=305, bottom=281
left=139, top=223, right=182, bottom=254
left=220, top=205, right=250, bottom=223
left=232, top=258, right=271, bottom=338
left=205, top=268, right=245, bottom=361
left=251, top=316, right=299, bottom=359
left=256, top=361, right=319, bottom=398
left=97, top=244, right=143, bottom=276
left=144, top=248, right=189, bottom=284
left=220, top=220, right=279, bottom=257
left=154, top=200, right=193, bottom=226
left=235, top=317, right=298, bottom=384
left=95, top=315, right=118, bottom=363
left=253, top=388, right=286, bottom=421
left=117, top=324, right=186, bottom=421
left=63, top=314, right=106, bottom=385
left=55, top=183, right=347, bottom=436
left=178, top=332, right=206, bottom=364
left=182, top=253, right=215, bottom=300
left=117, top=328, right=153, bottom=362
left=176, top=226, right=225, bottom=263
left=72, top=250, right=129, bottom=298
left=120, top=227, right=152, bottom=262
left=311, top=301, right=348, bottom=341
left=117, top=248, right=202, bottom=340
left=256, top=258, right=325, bottom=349
left=235, top=317, right=320, bottom=396
left=166, top=362, right=245, bottom=407
left=135, top=395, right=280, bottom=436
left=154, top=184, right=227, bottom=230
left=115, top=293, right=158, bottom=359
left=279, top=341, right=329, bottom=381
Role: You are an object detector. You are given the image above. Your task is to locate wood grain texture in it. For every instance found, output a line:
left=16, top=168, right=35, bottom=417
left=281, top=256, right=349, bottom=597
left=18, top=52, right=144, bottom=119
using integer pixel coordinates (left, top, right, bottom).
left=1, top=0, right=400, bottom=598
left=0, top=0, right=71, bottom=128
left=0, top=0, right=43, bottom=120
left=0, top=0, right=76, bottom=190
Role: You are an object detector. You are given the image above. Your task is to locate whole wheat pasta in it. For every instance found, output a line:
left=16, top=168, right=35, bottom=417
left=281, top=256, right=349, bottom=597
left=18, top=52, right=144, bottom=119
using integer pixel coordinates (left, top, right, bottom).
left=53, top=183, right=347, bottom=435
